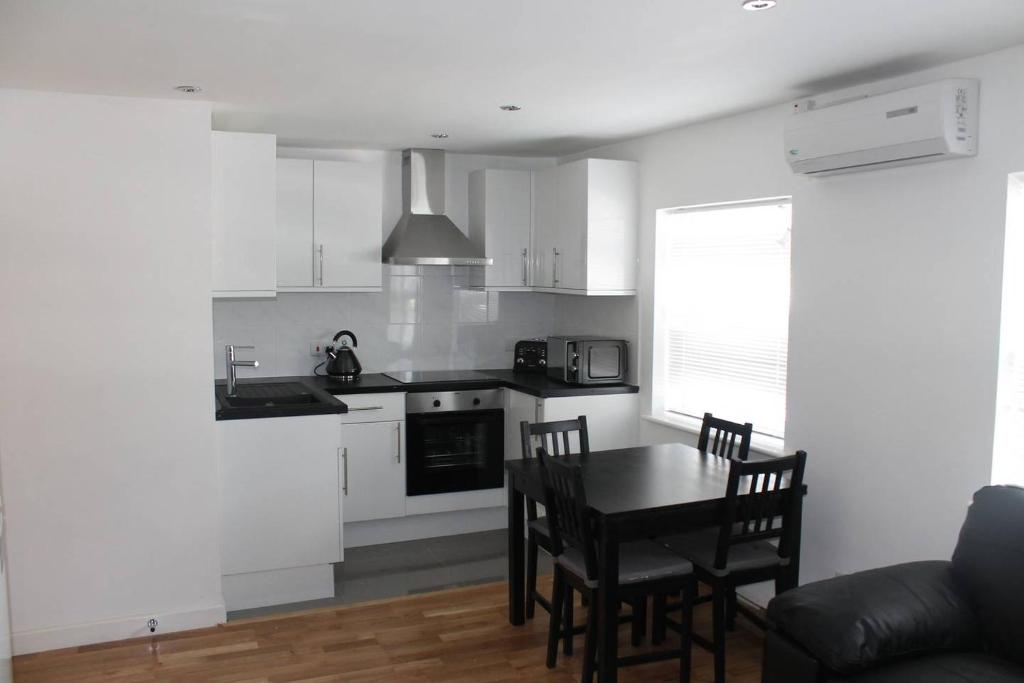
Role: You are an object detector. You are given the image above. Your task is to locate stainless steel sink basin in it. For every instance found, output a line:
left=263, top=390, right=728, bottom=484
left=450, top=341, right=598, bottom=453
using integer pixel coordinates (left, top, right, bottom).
left=222, top=382, right=325, bottom=408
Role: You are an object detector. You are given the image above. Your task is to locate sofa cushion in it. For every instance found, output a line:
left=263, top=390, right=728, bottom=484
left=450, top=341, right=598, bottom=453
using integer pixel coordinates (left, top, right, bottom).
left=767, top=561, right=980, bottom=675
left=830, top=652, right=1024, bottom=683
left=951, top=485, right=1024, bottom=666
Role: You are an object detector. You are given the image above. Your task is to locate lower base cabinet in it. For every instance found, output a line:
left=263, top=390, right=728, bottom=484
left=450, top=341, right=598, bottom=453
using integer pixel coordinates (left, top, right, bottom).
left=341, top=420, right=406, bottom=523
left=505, top=390, right=640, bottom=458
left=218, top=415, right=343, bottom=576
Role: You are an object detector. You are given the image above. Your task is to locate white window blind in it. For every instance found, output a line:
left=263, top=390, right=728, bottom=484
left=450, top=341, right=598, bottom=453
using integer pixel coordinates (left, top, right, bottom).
left=656, top=199, right=792, bottom=439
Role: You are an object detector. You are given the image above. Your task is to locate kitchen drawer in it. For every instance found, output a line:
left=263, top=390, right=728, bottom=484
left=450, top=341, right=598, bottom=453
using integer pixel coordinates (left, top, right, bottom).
left=334, top=392, right=405, bottom=423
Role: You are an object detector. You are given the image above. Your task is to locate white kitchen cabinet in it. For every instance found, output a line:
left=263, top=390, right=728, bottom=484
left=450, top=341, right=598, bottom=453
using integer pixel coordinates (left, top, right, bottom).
left=341, top=420, right=406, bottom=523
left=505, top=387, right=542, bottom=460
left=468, top=169, right=533, bottom=290
left=315, top=160, right=384, bottom=289
left=211, top=131, right=277, bottom=298
left=276, top=158, right=383, bottom=292
left=275, top=158, right=314, bottom=288
left=218, top=414, right=343, bottom=576
left=532, top=158, right=638, bottom=296
left=508, top=390, right=640, bottom=454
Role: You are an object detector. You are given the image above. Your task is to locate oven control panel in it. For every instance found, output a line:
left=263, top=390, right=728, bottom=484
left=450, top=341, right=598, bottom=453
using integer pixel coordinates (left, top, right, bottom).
left=406, top=389, right=504, bottom=413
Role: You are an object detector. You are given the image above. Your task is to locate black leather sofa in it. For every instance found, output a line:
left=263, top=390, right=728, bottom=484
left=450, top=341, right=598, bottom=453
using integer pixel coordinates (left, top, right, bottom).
left=762, top=485, right=1024, bottom=682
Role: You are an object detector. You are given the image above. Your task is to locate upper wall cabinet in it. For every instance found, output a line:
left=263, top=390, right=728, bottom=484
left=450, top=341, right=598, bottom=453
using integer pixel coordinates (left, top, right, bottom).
left=276, top=158, right=384, bottom=292
left=468, top=169, right=533, bottom=290
left=211, top=132, right=278, bottom=298
left=533, top=158, right=638, bottom=296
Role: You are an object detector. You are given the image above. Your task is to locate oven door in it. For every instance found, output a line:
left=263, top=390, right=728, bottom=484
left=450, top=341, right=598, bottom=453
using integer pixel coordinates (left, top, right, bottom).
left=578, top=340, right=627, bottom=384
left=405, top=408, right=505, bottom=496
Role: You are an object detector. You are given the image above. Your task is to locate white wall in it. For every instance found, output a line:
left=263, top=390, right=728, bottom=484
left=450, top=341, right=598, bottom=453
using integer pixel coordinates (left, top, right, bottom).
left=577, top=44, right=1024, bottom=598
left=213, top=150, right=559, bottom=377
left=0, top=90, right=224, bottom=653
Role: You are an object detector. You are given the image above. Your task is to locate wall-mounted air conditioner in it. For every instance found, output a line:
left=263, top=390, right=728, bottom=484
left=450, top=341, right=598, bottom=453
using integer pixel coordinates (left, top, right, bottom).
left=784, top=78, right=978, bottom=176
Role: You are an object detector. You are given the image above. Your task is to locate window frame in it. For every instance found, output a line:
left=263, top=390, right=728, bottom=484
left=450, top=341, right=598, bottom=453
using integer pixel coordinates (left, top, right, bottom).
left=650, top=196, right=793, bottom=454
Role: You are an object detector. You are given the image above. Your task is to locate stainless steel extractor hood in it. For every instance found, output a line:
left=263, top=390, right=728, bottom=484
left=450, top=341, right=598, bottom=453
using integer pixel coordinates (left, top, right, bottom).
left=382, top=149, right=493, bottom=266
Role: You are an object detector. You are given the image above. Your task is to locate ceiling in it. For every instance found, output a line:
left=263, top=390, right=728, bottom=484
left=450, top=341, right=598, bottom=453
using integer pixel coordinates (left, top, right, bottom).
left=3, top=0, right=1024, bottom=155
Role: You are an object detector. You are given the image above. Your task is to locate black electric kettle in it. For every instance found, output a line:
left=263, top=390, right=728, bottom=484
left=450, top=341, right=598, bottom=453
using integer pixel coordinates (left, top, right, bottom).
left=325, top=330, right=362, bottom=380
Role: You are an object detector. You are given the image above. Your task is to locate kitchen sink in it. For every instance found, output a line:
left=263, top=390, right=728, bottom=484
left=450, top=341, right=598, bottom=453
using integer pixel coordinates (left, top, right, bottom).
left=221, top=382, right=325, bottom=408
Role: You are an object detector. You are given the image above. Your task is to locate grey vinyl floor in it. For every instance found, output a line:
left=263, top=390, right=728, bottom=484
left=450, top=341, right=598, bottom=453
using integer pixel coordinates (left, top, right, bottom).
left=227, top=529, right=553, bottom=620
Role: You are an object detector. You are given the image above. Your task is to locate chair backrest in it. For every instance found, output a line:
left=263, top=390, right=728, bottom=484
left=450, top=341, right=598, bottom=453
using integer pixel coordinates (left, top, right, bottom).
left=698, top=412, right=754, bottom=461
left=537, top=448, right=599, bottom=581
left=520, top=416, right=590, bottom=461
left=714, top=450, right=807, bottom=570
left=519, top=417, right=590, bottom=522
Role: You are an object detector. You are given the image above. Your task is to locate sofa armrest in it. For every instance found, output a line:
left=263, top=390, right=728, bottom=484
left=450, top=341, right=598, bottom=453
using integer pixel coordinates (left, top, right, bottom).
left=766, top=561, right=980, bottom=675
left=762, top=630, right=822, bottom=683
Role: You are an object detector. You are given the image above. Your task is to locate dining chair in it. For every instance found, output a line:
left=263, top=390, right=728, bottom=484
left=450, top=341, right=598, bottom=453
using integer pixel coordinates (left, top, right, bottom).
left=519, top=417, right=590, bottom=654
left=654, top=450, right=808, bottom=683
left=695, top=412, right=755, bottom=626
left=697, top=412, right=753, bottom=461
left=538, top=449, right=698, bottom=683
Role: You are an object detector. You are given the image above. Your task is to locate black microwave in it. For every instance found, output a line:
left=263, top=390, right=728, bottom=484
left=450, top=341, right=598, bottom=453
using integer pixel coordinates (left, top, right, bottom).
left=547, top=336, right=628, bottom=385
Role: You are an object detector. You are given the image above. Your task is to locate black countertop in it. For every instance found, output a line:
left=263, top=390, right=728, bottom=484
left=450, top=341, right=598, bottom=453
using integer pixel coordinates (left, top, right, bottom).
left=217, top=370, right=638, bottom=420
left=307, top=369, right=638, bottom=399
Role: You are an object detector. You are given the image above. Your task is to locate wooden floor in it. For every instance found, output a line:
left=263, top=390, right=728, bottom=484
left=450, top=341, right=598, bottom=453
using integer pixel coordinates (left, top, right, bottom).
left=13, top=578, right=764, bottom=682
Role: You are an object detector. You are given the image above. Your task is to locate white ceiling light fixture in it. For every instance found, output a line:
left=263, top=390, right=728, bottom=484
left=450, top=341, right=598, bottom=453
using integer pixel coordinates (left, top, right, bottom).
left=499, top=104, right=522, bottom=111
left=173, top=84, right=202, bottom=93
left=742, top=0, right=777, bottom=10
left=431, top=132, right=449, bottom=139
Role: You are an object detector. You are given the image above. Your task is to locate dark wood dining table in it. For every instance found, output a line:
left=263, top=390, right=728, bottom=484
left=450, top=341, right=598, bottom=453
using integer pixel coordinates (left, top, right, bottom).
left=505, top=442, right=805, bottom=683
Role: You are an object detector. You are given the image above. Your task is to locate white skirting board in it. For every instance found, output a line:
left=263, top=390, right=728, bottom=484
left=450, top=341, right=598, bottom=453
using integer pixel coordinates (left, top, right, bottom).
left=12, top=603, right=226, bottom=656
left=222, top=564, right=335, bottom=612
left=344, top=506, right=507, bottom=548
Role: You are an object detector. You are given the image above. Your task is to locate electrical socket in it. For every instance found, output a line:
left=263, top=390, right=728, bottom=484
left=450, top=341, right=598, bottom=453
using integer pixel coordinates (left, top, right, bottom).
left=310, top=341, right=329, bottom=357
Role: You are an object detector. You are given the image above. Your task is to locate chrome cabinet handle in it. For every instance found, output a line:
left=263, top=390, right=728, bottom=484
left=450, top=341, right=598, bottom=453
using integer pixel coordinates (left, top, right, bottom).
left=318, top=244, right=324, bottom=286
left=521, top=248, right=528, bottom=286
left=341, top=447, right=348, bottom=495
left=395, top=423, right=402, bottom=463
left=552, top=248, right=560, bottom=286
left=348, top=405, right=384, bottom=411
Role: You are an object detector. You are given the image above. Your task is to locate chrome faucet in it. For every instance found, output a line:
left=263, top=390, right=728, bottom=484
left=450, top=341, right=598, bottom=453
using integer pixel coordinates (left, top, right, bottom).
left=225, top=345, right=259, bottom=396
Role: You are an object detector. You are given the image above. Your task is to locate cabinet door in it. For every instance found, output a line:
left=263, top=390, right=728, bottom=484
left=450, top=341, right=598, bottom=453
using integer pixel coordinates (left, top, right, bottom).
left=314, top=160, right=383, bottom=289
left=554, top=161, right=588, bottom=291
left=479, top=170, right=532, bottom=289
left=505, top=390, right=542, bottom=461
left=219, top=415, right=341, bottom=575
left=211, top=132, right=277, bottom=297
left=585, top=159, right=638, bottom=292
left=341, top=420, right=406, bottom=523
left=541, top=393, right=639, bottom=453
left=276, top=158, right=314, bottom=287
left=532, top=166, right=559, bottom=288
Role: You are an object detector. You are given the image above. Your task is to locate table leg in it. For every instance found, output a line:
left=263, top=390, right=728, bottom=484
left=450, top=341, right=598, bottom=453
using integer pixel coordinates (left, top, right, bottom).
left=597, top=522, right=619, bottom=683
left=508, top=475, right=526, bottom=625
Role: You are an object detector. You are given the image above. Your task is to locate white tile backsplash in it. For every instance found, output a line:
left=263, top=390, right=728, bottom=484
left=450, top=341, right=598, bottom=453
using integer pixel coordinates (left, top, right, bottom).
left=212, top=266, right=557, bottom=378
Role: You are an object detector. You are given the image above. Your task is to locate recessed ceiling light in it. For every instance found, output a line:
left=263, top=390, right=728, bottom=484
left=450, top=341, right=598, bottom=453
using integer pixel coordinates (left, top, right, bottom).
left=431, top=132, right=449, bottom=139
left=499, top=105, right=522, bottom=112
left=174, top=85, right=202, bottom=94
left=742, top=0, right=777, bottom=10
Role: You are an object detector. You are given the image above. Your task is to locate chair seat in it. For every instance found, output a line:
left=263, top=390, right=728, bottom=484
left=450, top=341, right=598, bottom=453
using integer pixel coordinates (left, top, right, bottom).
left=661, top=527, right=788, bottom=578
left=557, top=540, right=694, bottom=589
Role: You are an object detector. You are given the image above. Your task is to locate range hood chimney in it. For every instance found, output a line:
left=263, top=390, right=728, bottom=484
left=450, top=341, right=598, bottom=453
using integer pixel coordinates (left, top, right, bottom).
left=381, top=149, right=493, bottom=266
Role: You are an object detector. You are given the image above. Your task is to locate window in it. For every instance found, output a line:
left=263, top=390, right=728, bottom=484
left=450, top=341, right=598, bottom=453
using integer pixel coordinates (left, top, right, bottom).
left=992, top=174, right=1024, bottom=485
left=654, top=198, right=792, bottom=443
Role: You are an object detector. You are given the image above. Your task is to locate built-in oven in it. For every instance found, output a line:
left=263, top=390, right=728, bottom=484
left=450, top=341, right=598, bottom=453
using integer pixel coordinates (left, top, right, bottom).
left=405, top=389, right=505, bottom=496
